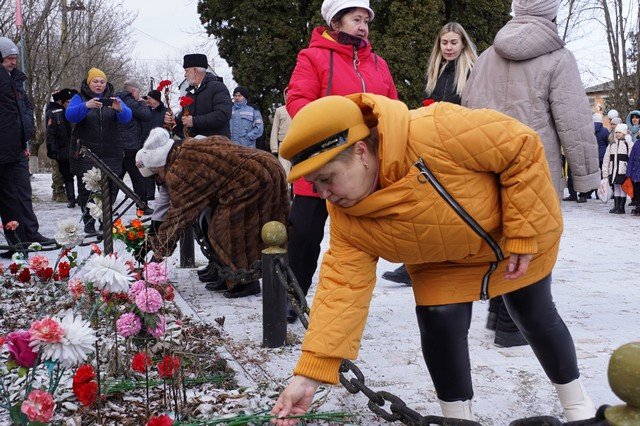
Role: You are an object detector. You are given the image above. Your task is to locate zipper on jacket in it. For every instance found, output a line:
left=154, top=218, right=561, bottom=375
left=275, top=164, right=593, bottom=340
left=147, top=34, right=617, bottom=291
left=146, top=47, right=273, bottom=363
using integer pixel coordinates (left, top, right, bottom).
left=414, top=157, right=504, bottom=301
left=352, top=47, right=366, bottom=92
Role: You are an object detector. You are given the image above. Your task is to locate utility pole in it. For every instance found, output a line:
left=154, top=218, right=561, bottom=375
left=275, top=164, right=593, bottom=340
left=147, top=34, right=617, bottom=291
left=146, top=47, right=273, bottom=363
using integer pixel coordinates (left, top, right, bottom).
left=60, top=0, right=85, bottom=83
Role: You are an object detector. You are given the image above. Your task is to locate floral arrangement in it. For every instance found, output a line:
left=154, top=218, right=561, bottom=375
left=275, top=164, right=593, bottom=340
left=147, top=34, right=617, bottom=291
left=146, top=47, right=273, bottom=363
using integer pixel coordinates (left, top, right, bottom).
left=179, top=96, right=194, bottom=138
left=112, top=211, right=149, bottom=263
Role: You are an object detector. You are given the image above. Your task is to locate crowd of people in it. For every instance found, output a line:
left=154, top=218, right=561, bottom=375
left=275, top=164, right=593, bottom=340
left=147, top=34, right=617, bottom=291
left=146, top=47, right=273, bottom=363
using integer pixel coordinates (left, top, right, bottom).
left=0, top=0, right=627, bottom=421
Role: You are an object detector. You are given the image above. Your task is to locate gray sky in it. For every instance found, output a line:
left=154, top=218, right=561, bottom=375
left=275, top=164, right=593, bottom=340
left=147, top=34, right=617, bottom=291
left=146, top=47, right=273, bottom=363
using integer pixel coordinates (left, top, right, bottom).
left=126, top=0, right=614, bottom=92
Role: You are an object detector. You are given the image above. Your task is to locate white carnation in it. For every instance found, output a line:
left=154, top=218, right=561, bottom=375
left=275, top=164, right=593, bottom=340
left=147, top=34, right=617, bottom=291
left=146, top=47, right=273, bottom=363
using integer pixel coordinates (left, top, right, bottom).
left=82, top=254, right=133, bottom=293
left=82, top=167, right=102, bottom=192
left=38, top=311, right=97, bottom=368
left=86, top=199, right=103, bottom=221
left=55, top=218, right=85, bottom=247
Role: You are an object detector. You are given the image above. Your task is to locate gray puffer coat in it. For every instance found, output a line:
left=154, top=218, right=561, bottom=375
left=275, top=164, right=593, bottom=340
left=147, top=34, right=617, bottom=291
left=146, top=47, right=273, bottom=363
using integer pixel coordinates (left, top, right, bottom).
left=462, top=16, right=600, bottom=198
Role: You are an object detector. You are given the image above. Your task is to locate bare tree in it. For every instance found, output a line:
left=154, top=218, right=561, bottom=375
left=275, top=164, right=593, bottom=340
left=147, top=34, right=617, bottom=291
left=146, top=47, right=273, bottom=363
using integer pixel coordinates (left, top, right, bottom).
left=0, top=0, right=135, bottom=149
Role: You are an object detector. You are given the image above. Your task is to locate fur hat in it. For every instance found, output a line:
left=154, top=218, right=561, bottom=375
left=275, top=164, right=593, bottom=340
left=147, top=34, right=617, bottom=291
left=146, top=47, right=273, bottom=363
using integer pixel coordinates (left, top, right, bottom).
left=52, top=88, right=78, bottom=104
left=611, top=117, right=622, bottom=126
left=233, top=86, right=250, bottom=100
left=320, top=0, right=374, bottom=27
left=512, top=0, right=560, bottom=20
left=280, top=95, right=370, bottom=183
left=183, top=54, right=208, bottom=69
left=607, top=109, right=619, bottom=119
left=147, top=89, right=162, bottom=104
left=0, top=37, right=18, bottom=60
left=136, top=128, right=175, bottom=177
left=615, top=123, right=628, bottom=134
left=86, top=68, right=107, bottom=84
left=592, top=113, right=603, bottom=123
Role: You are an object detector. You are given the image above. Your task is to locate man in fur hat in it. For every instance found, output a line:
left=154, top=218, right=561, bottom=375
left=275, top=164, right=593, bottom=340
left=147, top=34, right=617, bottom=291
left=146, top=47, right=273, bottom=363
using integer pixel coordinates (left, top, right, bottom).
left=136, top=128, right=290, bottom=298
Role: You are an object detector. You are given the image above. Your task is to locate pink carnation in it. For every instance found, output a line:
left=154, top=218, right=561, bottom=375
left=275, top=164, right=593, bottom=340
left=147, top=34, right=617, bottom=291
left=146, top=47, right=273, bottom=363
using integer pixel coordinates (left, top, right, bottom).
left=67, top=277, right=85, bottom=299
left=147, top=314, right=166, bottom=338
left=128, top=280, right=147, bottom=302
left=116, top=312, right=142, bottom=337
left=21, top=389, right=55, bottom=422
left=135, top=287, right=163, bottom=313
left=144, top=262, right=168, bottom=285
left=28, top=255, right=50, bottom=272
left=29, top=318, right=64, bottom=344
left=4, top=220, right=19, bottom=231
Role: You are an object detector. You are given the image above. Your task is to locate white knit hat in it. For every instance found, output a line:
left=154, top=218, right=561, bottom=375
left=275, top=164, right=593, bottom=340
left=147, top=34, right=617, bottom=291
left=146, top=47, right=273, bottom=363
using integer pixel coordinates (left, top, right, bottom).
left=607, top=109, right=619, bottom=119
left=592, top=113, right=603, bottom=123
left=615, top=123, right=628, bottom=134
left=610, top=117, right=622, bottom=126
left=136, top=128, right=174, bottom=177
left=0, top=37, right=18, bottom=59
left=512, top=0, right=560, bottom=21
left=320, top=0, right=374, bottom=26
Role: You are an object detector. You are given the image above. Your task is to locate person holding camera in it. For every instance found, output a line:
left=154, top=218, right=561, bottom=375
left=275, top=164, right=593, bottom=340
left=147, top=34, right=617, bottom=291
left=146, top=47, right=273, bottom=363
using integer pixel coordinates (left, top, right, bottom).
left=66, top=67, right=132, bottom=233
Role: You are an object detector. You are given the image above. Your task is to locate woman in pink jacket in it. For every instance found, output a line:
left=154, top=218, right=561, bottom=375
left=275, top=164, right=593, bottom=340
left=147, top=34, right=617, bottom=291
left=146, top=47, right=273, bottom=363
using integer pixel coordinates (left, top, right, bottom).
left=284, top=0, right=397, bottom=323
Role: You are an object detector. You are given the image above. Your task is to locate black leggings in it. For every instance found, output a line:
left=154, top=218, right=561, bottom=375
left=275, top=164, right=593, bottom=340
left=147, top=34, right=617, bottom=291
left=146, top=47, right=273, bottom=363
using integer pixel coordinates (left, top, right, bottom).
left=415, top=274, right=579, bottom=402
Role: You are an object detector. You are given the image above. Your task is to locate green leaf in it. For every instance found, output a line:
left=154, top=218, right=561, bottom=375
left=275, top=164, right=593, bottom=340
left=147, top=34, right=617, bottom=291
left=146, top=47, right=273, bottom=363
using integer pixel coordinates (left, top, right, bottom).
left=17, top=366, right=28, bottom=377
left=9, top=403, right=27, bottom=425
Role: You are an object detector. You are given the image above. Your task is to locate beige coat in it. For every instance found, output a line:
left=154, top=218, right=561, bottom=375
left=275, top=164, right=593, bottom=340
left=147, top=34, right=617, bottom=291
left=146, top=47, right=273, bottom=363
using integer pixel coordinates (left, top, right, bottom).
left=462, top=16, right=600, bottom=197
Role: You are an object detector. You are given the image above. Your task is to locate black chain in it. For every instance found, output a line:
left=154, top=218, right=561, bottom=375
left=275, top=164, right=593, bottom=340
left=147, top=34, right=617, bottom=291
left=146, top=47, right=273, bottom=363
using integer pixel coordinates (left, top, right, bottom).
left=216, top=259, right=263, bottom=284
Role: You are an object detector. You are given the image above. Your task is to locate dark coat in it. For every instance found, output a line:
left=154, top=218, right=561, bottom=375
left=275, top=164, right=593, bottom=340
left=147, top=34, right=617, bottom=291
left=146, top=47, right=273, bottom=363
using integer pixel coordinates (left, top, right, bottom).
left=627, top=138, right=640, bottom=182
left=175, top=73, right=232, bottom=138
left=65, top=80, right=131, bottom=175
left=116, top=90, right=151, bottom=151
left=594, top=122, right=609, bottom=164
left=425, top=60, right=462, bottom=105
left=140, top=103, right=166, bottom=143
left=153, top=136, right=290, bottom=269
left=0, top=68, right=32, bottom=164
left=45, top=101, right=72, bottom=161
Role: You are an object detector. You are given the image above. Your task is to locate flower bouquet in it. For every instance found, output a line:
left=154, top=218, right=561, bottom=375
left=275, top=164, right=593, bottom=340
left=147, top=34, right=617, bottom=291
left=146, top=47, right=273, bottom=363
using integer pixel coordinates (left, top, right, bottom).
left=112, top=213, right=149, bottom=264
left=179, top=96, right=194, bottom=138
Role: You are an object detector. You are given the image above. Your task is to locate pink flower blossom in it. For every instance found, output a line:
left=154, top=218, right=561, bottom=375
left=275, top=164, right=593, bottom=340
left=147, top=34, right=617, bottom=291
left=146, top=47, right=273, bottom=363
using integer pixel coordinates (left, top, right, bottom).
left=116, top=312, right=142, bottom=337
left=67, top=277, right=85, bottom=299
left=28, top=255, right=49, bottom=272
left=21, top=389, right=55, bottom=422
left=147, top=314, right=166, bottom=338
left=29, top=318, right=64, bottom=344
left=144, top=262, right=168, bottom=285
left=6, top=331, right=38, bottom=368
left=90, top=243, right=102, bottom=255
left=4, top=220, right=19, bottom=231
left=128, top=280, right=147, bottom=302
left=135, top=287, right=163, bottom=313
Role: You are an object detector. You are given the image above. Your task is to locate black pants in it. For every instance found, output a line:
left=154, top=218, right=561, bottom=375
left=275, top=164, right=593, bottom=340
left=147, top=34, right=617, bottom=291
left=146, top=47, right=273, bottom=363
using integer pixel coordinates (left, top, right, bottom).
left=57, top=158, right=74, bottom=182
left=16, top=158, right=41, bottom=240
left=489, top=296, right=519, bottom=333
left=118, top=149, right=148, bottom=202
left=0, top=161, right=27, bottom=243
left=416, top=274, right=579, bottom=402
left=287, top=195, right=328, bottom=296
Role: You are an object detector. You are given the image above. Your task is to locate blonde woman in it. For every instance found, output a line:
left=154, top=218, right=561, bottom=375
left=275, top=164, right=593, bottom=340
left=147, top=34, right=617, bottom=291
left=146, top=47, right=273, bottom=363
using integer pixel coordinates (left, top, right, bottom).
left=424, top=22, right=477, bottom=105
left=382, top=22, right=477, bottom=286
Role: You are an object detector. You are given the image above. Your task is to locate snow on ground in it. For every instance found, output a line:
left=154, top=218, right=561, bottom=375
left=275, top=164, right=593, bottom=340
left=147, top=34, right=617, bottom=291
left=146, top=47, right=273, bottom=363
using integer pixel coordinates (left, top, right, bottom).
left=24, top=173, right=640, bottom=425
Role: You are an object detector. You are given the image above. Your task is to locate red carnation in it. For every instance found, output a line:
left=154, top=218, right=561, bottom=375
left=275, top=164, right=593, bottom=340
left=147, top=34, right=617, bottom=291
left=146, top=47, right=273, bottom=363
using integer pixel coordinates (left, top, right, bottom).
left=58, top=261, right=71, bottom=279
left=156, top=80, right=172, bottom=92
left=73, top=364, right=98, bottom=407
left=131, top=352, right=152, bottom=373
left=422, top=98, right=436, bottom=107
left=9, top=263, right=19, bottom=274
left=157, top=355, right=180, bottom=378
left=179, top=96, right=193, bottom=108
left=147, top=414, right=174, bottom=426
left=163, top=285, right=175, bottom=302
left=17, top=268, right=31, bottom=283
left=36, top=267, right=54, bottom=281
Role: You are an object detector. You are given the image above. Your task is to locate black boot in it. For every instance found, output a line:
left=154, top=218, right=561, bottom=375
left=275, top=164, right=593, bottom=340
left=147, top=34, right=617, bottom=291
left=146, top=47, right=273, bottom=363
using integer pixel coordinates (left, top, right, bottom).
left=64, top=181, right=76, bottom=208
left=82, top=209, right=96, bottom=234
left=286, top=301, right=298, bottom=324
left=615, top=196, right=626, bottom=214
left=609, top=197, right=620, bottom=214
left=223, top=281, right=260, bottom=298
left=197, top=263, right=214, bottom=278
left=199, top=266, right=221, bottom=283
left=381, top=264, right=412, bottom=285
left=205, top=278, right=227, bottom=291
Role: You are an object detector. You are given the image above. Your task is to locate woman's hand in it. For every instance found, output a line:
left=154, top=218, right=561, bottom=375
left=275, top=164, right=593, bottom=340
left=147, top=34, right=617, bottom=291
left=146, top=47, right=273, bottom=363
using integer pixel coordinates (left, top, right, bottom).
left=110, top=97, right=122, bottom=112
left=85, top=98, right=103, bottom=109
left=504, top=253, right=532, bottom=280
left=270, top=376, right=320, bottom=425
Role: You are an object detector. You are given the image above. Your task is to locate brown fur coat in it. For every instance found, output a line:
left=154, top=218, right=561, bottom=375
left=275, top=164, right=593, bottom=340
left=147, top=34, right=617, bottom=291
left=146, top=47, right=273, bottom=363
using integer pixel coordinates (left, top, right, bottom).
left=153, top=136, right=290, bottom=270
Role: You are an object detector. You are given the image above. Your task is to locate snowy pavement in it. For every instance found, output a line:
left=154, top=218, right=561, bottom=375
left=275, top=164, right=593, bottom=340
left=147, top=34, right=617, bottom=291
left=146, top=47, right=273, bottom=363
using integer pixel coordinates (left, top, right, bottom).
left=26, top=173, right=640, bottom=425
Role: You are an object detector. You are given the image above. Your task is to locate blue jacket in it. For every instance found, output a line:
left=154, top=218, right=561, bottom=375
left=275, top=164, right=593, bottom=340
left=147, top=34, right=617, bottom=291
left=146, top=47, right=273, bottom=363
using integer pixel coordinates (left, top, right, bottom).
left=626, top=110, right=640, bottom=140
left=627, top=137, right=640, bottom=182
left=230, top=100, right=263, bottom=148
left=594, top=122, right=609, bottom=164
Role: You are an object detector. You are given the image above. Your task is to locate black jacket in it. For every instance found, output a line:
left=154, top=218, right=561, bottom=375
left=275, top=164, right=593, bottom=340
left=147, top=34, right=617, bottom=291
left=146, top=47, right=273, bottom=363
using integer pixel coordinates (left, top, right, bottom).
left=176, top=73, right=232, bottom=138
left=0, top=68, right=33, bottom=164
left=117, top=90, right=151, bottom=151
left=45, top=101, right=72, bottom=161
left=140, top=103, right=166, bottom=143
left=69, top=81, right=123, bottom=175
left=425, top=60, right=462, bottom=105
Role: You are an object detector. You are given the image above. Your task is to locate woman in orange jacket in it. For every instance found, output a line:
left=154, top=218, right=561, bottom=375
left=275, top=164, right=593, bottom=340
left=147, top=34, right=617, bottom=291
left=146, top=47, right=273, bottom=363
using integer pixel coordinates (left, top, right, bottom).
left=270, top=94, right=595, bottom=423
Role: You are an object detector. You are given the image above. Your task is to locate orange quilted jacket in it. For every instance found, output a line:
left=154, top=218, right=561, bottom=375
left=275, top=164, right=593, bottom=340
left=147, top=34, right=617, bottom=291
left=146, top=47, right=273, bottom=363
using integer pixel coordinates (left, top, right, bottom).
left=294, top=94, right=563, bottom=384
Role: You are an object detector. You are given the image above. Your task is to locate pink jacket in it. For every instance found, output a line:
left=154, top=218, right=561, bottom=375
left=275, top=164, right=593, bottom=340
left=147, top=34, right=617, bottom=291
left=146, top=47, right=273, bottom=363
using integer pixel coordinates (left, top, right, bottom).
left=286, top=26, right=398, bottom=196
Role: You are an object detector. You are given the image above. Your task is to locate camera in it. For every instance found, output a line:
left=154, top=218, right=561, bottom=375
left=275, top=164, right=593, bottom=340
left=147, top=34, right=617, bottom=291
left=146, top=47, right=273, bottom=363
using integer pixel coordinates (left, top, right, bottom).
left=98, top=98, right=113, bottom=107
